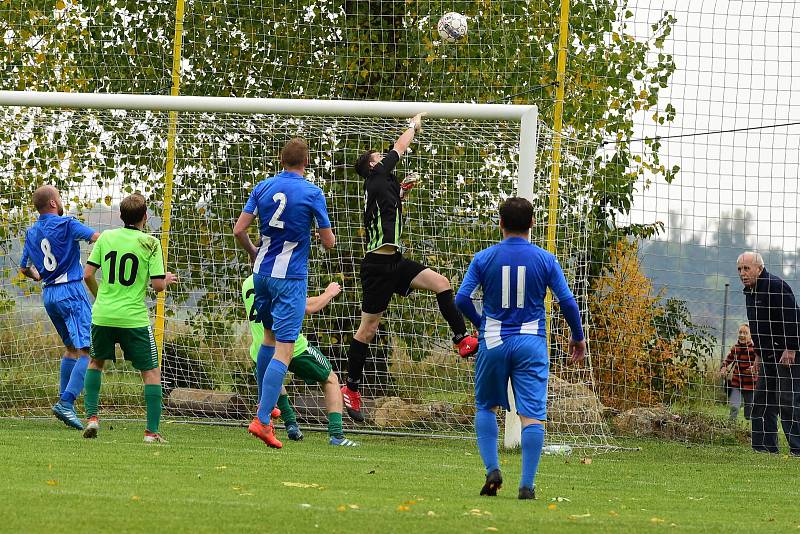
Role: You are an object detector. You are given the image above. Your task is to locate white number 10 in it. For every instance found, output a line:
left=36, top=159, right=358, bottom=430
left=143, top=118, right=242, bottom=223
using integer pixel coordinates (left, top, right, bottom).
left=501, top=265, right=526, bottom=309
left=269, top=192, right=287, bottom=229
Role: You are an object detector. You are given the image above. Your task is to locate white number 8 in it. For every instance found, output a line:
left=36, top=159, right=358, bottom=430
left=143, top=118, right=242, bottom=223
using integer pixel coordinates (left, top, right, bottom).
left=40, top=238, right=58, bottom=271
left=269, top=192, right=287, bottom=229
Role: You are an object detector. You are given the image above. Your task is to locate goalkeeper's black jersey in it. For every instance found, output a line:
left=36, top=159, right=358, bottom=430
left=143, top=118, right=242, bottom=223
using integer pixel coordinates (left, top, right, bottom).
left=363, top=149, right=403, bottom=253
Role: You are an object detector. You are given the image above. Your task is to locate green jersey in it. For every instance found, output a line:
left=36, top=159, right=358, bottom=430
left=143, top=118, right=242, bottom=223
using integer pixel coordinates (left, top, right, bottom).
left=242, top=275, right=308, bottom=362
left=87, top=227, right=166, bottom=328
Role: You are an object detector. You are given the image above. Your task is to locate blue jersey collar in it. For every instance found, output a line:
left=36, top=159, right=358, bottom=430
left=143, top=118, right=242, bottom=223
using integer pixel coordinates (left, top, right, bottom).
left=277, top=170, right=304, bottom=179
left=502, top=236, right=530, bottom=245
left=38, top=212, right=59, bottom=220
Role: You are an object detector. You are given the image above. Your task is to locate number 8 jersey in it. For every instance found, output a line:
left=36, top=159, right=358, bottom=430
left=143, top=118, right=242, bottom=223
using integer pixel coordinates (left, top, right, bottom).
left=86, top=226, right=165, bottom=328
left=243, top=170, right=331, bottom=279
left=20, top=213, right=96, bottom=286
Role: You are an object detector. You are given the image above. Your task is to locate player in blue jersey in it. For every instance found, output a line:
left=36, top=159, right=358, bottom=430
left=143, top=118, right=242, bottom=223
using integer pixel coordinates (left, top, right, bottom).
left=455, top=197, right=586, bottom=500
left=233, top=138, right=335, bottom=448
left=19, top=185, right=100, bottom=430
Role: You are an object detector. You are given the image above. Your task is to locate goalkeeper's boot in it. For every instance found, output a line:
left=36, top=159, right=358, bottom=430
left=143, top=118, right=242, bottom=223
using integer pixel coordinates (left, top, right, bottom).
left=83, top=416, right=99, bottom=439
left=248, top=418, right=283, bottom=449
left=329, top=436, right=359, bottom=447
left=52, top=401, right=84, bottom=430
left=455, top=333, right=479, bottom=358
left=341, top=386, right=365, bottom=423
left=285, top=422, right=304, bottom=441
left=480, top=469, right=503, bottom=497
left=518, top=486, right=536, bottom=500
left=143, top=431, right=168, bottom=444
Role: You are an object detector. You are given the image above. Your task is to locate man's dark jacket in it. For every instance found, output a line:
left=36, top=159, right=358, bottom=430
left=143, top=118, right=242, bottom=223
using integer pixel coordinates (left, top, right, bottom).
left=743, top=268, right=800, bottom=357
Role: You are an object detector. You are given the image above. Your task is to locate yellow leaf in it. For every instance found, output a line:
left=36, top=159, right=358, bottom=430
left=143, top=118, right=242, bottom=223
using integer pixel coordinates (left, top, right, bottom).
left=580, top=457, right=593, bottom=465
left=35, top=53, right=46, bottom=64
left=46, top=480, right=58, bottom=486
left=348, top=504, right=359, bottom=510
left=486, top=529, right=498, bottom=532
left=337, top=505, right=347, bottom=512
left=547, top=504, right=557, bottom=510
left=397, top=505, right=410, bottom=512
left=651, top=517, right=665, bottom=523
left=131, top=495, right=140, bottom=501
left=56, top=0, right=66, bottom=9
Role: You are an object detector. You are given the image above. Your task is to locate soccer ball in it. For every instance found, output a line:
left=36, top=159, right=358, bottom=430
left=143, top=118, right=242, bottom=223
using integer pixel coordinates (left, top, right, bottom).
left=437, top=12, right=468, bottom=43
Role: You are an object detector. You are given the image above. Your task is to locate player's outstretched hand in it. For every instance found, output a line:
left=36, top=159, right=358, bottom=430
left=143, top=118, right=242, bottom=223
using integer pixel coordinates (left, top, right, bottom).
left=410, top=112, right=427, bottom=132
left=568, top=338, right=586, bottom=365
left=165, top=272, right=178, bottom=286
left=325, top=282, right=341, bottom=298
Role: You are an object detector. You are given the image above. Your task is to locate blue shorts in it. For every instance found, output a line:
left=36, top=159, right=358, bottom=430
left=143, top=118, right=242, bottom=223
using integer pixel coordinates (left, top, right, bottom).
left=42, top=281, right=93, bottom=350
left=474, top=335, right=549, bottom=420
left=253, top=274, right=307, bottom=344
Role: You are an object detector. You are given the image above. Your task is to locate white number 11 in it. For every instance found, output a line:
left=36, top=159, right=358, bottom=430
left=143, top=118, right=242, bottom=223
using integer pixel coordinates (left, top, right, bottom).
left=501, top=265, right=526, bottom=309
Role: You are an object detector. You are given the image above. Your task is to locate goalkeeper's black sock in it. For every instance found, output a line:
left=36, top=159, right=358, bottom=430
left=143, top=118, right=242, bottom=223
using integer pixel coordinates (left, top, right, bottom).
left=435, top=289, right=468, bottom=342
left=346, top=338, right=369, bottom=392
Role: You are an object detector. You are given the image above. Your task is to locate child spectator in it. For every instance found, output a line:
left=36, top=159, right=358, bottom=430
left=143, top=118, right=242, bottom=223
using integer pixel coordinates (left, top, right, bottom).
left=719, top=323, right=759, bottom=421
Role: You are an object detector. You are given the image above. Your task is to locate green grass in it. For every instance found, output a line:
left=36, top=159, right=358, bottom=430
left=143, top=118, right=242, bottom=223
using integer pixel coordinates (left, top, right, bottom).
left=2, top=420, right=799, bottom=533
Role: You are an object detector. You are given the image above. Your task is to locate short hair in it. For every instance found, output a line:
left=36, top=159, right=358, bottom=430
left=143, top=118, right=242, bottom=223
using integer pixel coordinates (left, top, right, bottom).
left=280, top=138, right=309, bottom=168
left=32, top=185, right=57, bottom=212
left=355, top=150, right=378, bottom=179
left=120, top=193, right=147, bottom=226
left=499, top=197, right=534, bottom=233
left=737, top=251, right=764, bottom=268
left=739, top=323, right=751, bottom=331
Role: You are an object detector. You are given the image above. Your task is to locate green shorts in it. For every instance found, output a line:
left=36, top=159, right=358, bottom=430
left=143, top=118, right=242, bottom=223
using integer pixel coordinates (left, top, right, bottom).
left=289, top=344, right=332, bottom=385
left=91, top=324, right=159, bottom=371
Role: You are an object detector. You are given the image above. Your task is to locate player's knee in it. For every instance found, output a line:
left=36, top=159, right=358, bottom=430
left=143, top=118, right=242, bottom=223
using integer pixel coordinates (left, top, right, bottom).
left=432, top=272, right=451, bottom=293
left=64, top=347, right=80, bottom=358
left=89, top=358, right=105, bottom=370
left=325, top=371, right=339, bottom=386
left=262, top=329, right=276, bottom=345
left=358, top=320, right=379, bottom=341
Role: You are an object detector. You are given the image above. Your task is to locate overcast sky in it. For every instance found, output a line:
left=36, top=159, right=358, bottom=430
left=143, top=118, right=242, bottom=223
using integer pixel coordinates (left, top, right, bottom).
left=621, top=0, right=800, bottom=253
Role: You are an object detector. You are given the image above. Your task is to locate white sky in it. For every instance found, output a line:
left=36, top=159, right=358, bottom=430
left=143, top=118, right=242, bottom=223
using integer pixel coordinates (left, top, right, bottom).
left=622, top=0, right=800, bottom=252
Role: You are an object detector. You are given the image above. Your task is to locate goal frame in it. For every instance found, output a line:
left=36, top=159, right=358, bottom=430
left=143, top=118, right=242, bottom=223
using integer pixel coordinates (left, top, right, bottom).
left=0, top=90, right=538, bottom=447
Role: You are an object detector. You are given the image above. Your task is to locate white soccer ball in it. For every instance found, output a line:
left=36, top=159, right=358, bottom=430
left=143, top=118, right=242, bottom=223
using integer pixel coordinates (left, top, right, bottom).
left=437, top=12, right=468, bottom=43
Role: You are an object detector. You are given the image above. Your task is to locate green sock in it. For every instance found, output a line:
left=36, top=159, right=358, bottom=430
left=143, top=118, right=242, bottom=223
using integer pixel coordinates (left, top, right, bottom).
left=328, top=412, right=343, bottom=439
left=144, top=384, right=163, bottom=434
left=83, top=369, right=102, bottom=418
left=277, top=394, right=297, bottom=425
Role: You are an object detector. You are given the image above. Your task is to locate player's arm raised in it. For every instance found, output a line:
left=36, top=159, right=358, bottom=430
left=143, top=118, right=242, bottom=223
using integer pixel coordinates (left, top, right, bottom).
left=392, top=112, right=426, bottom=156
left=305, top=282, right=342, bottom=314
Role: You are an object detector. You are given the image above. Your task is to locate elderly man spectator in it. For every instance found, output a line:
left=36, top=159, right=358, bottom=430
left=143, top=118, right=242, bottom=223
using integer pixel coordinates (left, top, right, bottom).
left=738, top=251, right=800, bottom=455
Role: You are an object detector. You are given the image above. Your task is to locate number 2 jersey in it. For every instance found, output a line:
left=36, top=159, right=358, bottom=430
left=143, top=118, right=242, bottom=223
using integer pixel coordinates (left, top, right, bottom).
left=20, top=213, right=96, bottom=287
left=87, top=227, right=166, bottom=328
left=243, top=170, right=331, bottom=280
left=456, top=237, right=576, bottom=347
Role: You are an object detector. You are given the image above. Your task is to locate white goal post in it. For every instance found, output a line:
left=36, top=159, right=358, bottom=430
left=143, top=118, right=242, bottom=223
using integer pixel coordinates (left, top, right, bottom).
left=0, top=90, right=543, bottom=446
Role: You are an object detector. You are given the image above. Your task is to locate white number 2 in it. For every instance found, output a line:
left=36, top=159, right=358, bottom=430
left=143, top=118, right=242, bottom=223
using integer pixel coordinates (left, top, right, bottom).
left=40, top=238, right=58, bottom=271
left=269, top=192, right=287, bottom=229
left=501, top=265, right=525, bottom=309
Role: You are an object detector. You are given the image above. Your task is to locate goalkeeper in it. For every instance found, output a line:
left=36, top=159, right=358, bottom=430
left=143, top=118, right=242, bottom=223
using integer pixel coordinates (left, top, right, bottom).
left=243, top=275, right=357, bottom=447
left=341, top=112, right=478, bottom=422
left=455, top=197, right=586, bottom=500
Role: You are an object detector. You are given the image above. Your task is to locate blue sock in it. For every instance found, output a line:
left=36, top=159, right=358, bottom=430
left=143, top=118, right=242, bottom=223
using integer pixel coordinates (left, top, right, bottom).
left=257, top=359, right=288, bottom=424
left=475, top=409, right=499, bottom=474
left=255, top=344, right=275, bottom=398
left=520, top=423, right=545, bottom=490
left=60, top=356, right=89, bottom=406
left=59, top=356, right=77, bottom=395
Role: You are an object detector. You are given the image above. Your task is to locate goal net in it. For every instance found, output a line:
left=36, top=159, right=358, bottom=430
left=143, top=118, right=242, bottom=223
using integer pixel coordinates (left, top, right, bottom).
left=0, top=94, right=611, bottom=448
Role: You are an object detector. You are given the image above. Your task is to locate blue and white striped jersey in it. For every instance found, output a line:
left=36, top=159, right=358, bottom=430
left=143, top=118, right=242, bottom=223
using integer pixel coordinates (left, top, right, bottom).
left=243, top=171, right=331, bottom=279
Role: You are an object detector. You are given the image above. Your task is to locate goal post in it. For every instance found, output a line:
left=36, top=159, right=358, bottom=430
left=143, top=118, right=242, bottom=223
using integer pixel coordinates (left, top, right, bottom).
left=0, top=91, right=609, bottom=449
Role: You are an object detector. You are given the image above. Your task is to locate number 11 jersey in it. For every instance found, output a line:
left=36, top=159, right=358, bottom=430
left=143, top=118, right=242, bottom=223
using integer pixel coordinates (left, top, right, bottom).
left=87, top=227, right=165, bottom=328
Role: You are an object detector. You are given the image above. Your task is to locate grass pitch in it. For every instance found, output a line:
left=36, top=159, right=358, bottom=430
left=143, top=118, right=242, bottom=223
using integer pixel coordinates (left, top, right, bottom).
left=2, top=420, right=799, bottom=533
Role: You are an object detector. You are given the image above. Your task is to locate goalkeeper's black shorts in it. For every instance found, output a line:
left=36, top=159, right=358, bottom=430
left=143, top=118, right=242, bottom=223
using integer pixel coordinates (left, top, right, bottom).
left=359, top=252, right=427, bottom=314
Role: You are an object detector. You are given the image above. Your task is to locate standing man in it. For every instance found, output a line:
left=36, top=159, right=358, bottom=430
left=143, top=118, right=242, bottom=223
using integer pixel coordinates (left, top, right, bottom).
left=341, top=113, right=478, bottom=422
left=233, top=138, right=335, bottom=448
left=737, top=251, right=800, bottom=455
left=455, top=197, right=586, bottom=500
left=83, top=193, right=177, bottom=443
left=19, top=185, right=100, bottom=430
